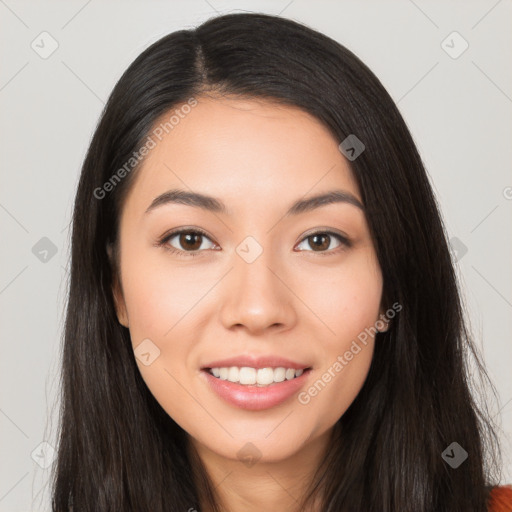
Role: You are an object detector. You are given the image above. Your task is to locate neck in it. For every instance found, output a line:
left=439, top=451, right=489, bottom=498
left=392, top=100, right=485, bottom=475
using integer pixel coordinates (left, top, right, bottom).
left=187, top=429, right=332, bottom=512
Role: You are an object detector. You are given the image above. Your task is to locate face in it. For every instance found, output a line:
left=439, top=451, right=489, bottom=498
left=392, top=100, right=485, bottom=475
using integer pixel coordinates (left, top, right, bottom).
left=111, top=95, right=388, bottom=466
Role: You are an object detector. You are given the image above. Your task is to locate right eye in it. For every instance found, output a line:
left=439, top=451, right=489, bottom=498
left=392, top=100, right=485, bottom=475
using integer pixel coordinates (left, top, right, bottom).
left=158, top=228, right=217, bottom=257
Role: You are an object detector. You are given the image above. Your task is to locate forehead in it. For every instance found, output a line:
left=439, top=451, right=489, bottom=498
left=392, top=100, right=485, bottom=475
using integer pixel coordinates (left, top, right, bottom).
left=121, top=96, right=361, bottom=218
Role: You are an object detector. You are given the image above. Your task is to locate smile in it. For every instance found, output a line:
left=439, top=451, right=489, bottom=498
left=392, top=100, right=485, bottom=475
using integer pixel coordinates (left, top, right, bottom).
left=201, top=367, right=312, bottom=410
left=207, top=366, right=305, bottom=386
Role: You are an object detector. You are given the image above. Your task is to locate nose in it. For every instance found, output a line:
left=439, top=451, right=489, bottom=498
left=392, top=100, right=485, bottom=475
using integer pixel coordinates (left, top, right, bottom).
left=219, top=247, right=297, bottom=335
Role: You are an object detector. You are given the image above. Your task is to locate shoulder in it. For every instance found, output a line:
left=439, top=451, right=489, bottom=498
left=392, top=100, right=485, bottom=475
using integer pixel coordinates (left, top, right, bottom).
left=488, top=484, right=512, bottom=512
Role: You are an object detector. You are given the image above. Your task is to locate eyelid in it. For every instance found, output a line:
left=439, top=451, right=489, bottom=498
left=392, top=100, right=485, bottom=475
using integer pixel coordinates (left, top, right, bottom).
left=298, top=227, right=351, bottom=244
left=159, top=226, right=213, bottom=242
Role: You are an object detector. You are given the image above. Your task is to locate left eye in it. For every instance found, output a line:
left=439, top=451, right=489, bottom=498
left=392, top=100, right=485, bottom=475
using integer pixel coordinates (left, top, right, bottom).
left=295, top=231, right=349, bottom=253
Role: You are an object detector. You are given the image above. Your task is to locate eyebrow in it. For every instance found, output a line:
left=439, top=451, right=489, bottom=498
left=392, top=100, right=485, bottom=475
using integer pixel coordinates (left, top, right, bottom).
left=145, top=188, right=364, bottom=216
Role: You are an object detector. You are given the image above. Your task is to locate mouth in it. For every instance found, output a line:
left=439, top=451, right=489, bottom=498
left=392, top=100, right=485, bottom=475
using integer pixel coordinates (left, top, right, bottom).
left=200, top=363, right=313, bottom=411
left=202, top=366, right=312, bottom=387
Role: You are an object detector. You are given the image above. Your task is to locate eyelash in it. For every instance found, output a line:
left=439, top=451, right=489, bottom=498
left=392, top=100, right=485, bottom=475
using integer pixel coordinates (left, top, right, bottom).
left=156, top=228, right=352, bottom=258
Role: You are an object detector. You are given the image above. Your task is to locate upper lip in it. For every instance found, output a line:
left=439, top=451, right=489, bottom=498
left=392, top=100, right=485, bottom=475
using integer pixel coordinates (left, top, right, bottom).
left=201, top=355, right=311, bottom=370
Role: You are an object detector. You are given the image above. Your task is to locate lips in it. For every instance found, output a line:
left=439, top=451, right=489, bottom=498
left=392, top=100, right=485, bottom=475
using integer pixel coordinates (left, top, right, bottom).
left=201, top=367, right=312, bottom=410
left=201, top=355, right=311, bottom=371
left=199, top=354, right=313, bottom=410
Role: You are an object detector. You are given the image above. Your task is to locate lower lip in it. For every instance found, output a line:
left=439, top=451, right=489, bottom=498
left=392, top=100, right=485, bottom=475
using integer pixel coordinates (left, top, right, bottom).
left=201, top=369, right=311, bottom=411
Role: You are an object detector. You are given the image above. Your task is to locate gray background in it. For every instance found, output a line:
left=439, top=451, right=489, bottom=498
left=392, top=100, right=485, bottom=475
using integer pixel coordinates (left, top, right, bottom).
left=1, top=1, right=511, bottom=510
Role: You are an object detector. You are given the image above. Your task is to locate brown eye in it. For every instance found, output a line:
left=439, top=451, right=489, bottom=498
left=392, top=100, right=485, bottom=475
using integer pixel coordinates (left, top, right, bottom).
left=178, top=232, right=203, bottom=251
left=161, top=229, right=216, bottom=255
left=308, top=233, right=330, bottom=251
left=296, top=231, right=350, bottom=254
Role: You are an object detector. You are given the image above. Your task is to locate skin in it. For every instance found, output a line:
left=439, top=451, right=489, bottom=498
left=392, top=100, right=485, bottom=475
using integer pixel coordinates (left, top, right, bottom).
left=111, top=95, right=389, bottom=512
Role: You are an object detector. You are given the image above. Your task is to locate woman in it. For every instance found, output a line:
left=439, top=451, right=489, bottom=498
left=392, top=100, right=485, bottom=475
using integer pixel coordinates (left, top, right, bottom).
left=51, top=12, right=511, bottom=512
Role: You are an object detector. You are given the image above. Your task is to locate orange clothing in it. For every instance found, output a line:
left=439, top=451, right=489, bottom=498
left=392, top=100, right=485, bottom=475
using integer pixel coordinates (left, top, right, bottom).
left=488, top=485, right=512, bottom=511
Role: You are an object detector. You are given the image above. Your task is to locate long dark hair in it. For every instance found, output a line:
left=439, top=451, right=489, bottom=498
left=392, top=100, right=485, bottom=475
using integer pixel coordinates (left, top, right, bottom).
left=51, top=12, right=502, bottom=511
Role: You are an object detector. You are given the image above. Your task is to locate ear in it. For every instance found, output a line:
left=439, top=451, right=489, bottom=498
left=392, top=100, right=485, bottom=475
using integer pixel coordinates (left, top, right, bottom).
left=376, top=306, right=390, bottom=333
left=107, top=243, right=129, bottom=328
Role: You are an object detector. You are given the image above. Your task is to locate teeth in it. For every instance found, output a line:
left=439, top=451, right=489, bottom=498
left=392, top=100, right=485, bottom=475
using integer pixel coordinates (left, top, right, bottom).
left=208, top=366, right=306, bottom=386
left=239, top=367, right=256, bottom=385
left=227, top=366, right=239, bottom=383
left=285, top=368, right=295, bottom=380
left=256, top=367, right=274, bottom=385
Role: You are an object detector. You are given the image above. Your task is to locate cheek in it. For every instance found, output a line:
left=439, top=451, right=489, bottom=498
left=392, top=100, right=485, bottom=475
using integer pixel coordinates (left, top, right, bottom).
left=297, top=251, right=383, bottom=342
left=299, top=343, right=374, bottom=433
left=120, top=252, right=213, bottom=343
left=293, top=253, right=381, bottom=422
left=119, top=253, right=215, bottom=420
left=119, top=256, right=205, bottom=431
left=298, top=289, right=378, bottom=430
